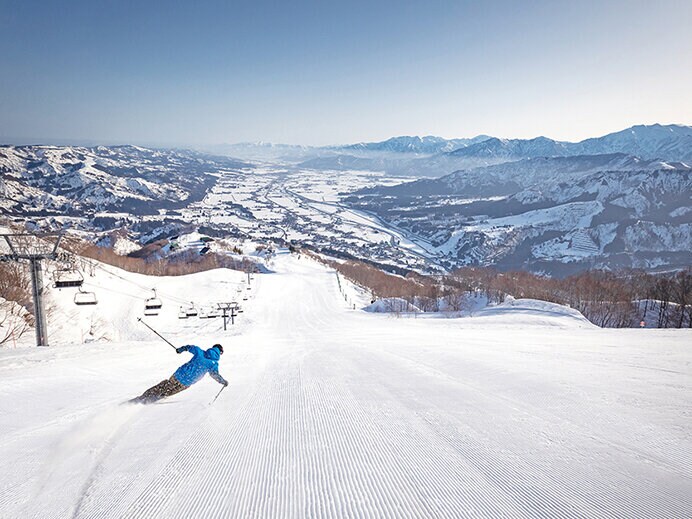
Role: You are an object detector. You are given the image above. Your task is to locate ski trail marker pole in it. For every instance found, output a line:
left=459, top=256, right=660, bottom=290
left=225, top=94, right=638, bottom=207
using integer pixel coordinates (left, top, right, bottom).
left=136, top=317, right=176, bottom=350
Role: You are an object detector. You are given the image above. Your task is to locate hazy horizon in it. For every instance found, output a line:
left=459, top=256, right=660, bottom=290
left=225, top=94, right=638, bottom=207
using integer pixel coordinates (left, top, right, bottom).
left=2, top=121, right=691, bottom=151
left=2, top=0, right=691, bottom=147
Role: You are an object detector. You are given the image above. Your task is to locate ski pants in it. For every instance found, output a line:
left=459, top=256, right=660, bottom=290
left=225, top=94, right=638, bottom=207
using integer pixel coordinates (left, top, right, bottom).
left=137, top=376, right=188, bottom=402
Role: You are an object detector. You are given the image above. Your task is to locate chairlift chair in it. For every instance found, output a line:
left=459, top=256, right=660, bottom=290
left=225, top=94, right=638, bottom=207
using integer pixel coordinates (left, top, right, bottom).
left=54, top=268, right=84, bottom=289
left=183, top=303, right=198, bottom=317
left=178, top=307, right=188, bottom=319
left=74, top=288, right=97, bottom=305
left=144, top=289, right=163, bottom=316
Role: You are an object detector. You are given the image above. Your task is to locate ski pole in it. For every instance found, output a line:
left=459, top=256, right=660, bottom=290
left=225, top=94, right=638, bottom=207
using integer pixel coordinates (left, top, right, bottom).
left=211, top=385, right=226, bottom=405
left=136, top=317, right=176, bottom=350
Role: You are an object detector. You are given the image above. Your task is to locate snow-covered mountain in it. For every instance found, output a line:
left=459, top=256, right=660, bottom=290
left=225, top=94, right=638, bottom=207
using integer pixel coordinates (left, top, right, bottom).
left=3, top=126, right=690, bottom=275
left=446, top=124, right=692, bottom=163
left=379, top=153, right=686, bottom=197
left=339, top=135, right=491, bottom=154
left=0, top=145, right=248, bottom=216
left=202, top=125, right=691, bottom=179
left=446, top=136, right=571, bottom=160
left=571, top=124, right=692, bottom=162
left=294, top=136, right=497, bottom=177
left=346, top=154, right=692, bottom=274
left=293, top=124, right=692, bottom=177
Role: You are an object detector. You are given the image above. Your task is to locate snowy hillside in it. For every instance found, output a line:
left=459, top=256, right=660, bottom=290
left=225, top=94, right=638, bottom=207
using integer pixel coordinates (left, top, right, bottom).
left=371, top=153, right=685, bottom=197
left=573, top=123, right=692, bottom=162
left=347, top=154, right=692, bottom=273
left=0, top=145, right=248, bottom=216
left=0, top=253, right=690, bottom=518
left=43, top=259, right=255, bottom=346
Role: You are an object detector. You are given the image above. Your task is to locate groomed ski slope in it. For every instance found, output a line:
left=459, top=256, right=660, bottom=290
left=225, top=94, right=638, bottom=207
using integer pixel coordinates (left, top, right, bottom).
left=1, top=254, right=691, bottom=518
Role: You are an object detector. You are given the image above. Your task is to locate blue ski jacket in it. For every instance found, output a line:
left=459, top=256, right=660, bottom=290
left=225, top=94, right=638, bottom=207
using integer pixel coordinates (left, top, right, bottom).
left=173, top=345, right=227, bottom=387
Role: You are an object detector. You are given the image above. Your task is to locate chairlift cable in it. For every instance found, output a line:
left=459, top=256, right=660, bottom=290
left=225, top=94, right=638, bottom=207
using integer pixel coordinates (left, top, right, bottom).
left=82, top=259, right=192, bottom=305
left=58, top=250, right=247, bottom=308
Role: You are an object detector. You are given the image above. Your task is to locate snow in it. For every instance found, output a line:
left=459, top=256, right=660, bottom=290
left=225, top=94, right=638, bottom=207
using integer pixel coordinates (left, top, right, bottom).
left=181, top=165, right=441, bottom=271
left=532, top=228, right=603, bottom=262
left=112, top=236, right=141, bottom=256
left=670, top=206, right=692, bottom=218
left=431, top=201, right=606, bottom=263
left=471, top=201, right=602, bottom=232
left=364, top=297, right=422, bottom=313
left=624, top=222, right=692, bottom=252
left=43, top=260, right=253, bottom=346
left=0, top=254, right=690, bottom=518
left=361, top=295, right=595, bottom=328
left=473, top=297, right=595, bottom=328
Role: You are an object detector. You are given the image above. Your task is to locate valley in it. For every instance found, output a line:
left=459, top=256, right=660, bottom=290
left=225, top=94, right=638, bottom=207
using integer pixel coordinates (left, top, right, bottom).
left=2, top=124, right=691, bottom=276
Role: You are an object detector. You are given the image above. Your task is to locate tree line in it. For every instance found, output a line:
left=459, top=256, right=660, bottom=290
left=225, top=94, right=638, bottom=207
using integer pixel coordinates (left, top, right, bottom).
left=315, top=252, right=692, bottom=328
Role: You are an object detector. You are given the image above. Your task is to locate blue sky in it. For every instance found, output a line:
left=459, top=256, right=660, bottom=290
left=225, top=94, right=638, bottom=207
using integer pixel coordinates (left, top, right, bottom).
left=1, top=0, right=691, bottom=146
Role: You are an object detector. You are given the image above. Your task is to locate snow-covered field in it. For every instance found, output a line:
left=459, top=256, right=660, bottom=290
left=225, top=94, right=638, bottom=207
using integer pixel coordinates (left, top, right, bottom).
left=182, top=167, right=438, bottom=270
left=1, top=254, right=690, bottom=518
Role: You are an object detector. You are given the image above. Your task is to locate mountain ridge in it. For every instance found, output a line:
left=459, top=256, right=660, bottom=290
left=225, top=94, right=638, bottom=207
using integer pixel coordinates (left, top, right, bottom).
left=344, top=151, right=692, bottom=274
left=289, top=124, right=692, bottom=177
left=339, top=124, right=692, bottom=162
left=0, top=144, right=248, bottom=216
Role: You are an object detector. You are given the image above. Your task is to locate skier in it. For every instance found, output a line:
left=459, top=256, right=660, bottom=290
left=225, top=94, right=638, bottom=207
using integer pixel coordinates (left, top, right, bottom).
left=131, top=344, right=228, bottom=404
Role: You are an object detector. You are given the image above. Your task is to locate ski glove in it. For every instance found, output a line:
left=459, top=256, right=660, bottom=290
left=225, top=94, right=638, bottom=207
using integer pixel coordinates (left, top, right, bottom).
left=176, top=347, right=185, bottom=354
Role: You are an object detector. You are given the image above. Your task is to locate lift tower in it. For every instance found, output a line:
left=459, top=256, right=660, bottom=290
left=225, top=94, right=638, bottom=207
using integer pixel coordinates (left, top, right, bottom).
left=0, top=232, right=63, bottom=346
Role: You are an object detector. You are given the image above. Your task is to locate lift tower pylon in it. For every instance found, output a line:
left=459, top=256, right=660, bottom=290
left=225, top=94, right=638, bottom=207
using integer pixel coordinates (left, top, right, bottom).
left=0, top=232, right=63, bottom=347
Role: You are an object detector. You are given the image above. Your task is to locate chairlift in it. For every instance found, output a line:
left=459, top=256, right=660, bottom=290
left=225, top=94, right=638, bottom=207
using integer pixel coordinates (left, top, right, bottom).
left=182, top=303, right=198, bottom=317
left=198, top=305, right=220, bottom=319
left=178, top=307, right=188, bottom=319
left=144, top=289, right=163, bottom=316
left=74, top=288, right=97, bottom=306
left=53, top=268, right=84, bottom=289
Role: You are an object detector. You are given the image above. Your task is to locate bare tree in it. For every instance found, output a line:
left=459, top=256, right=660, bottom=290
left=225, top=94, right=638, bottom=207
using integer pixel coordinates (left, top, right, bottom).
left=672, top=269, right=692, bottom=328
left=0, top=299, right=31, bottom=346
left=0, top=262, right=31, bottom=309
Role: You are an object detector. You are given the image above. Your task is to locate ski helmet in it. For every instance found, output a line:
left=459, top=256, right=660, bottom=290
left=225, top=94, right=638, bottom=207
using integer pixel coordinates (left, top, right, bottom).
left=213, top=343, right=224, bottom=354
